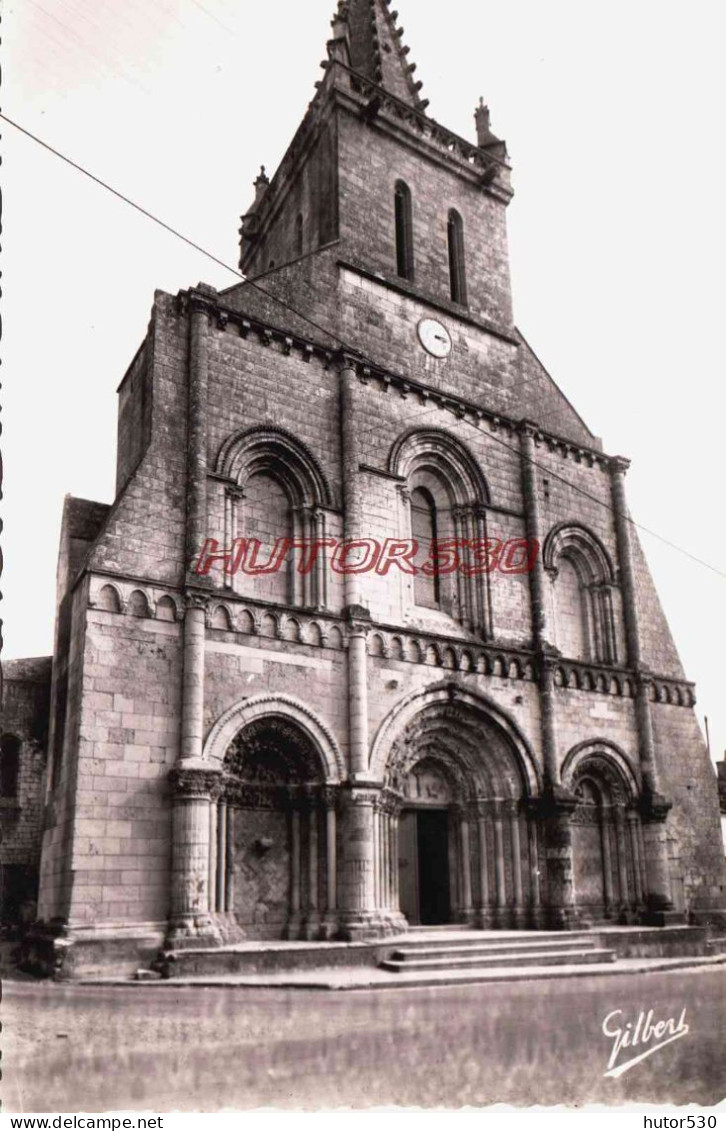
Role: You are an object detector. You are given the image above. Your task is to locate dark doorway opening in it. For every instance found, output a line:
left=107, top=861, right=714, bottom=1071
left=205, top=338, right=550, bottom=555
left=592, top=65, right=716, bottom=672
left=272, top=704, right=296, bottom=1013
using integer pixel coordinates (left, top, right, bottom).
left=417, top=809, right=451, bottom=925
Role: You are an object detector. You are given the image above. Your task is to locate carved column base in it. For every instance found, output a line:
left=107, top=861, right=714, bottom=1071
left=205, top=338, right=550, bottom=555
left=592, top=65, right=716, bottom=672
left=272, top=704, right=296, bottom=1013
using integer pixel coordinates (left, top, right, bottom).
left=302, top=913, right=322, bottom=941
left=512, top=906, right=529, bottom=930
left=456, top=907, right=477, bottom=927
left=285, top=914, right=303, bottom=941
left=320, top=914, right=341, bottom=941
left=338, top=911, right=397, bottom=942
left=166, top=914, right=223, bottom=950
left=528, top=906, right=546, bottom=930
left=494, top=906, right=514, bottom=929
left=214, top=911, right=246, bottom=944
left=476, top=907, right=496, bottom=930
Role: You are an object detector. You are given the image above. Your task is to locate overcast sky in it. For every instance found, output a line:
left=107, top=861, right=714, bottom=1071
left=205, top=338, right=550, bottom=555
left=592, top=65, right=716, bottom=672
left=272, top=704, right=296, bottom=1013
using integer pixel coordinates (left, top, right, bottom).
left=3, top=0, right=724, bottom=762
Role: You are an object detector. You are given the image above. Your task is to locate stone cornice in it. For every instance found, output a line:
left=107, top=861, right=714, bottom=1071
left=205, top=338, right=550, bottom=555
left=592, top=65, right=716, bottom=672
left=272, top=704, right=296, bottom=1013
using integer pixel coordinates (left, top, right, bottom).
left=330, top=64, right=512, bottom=202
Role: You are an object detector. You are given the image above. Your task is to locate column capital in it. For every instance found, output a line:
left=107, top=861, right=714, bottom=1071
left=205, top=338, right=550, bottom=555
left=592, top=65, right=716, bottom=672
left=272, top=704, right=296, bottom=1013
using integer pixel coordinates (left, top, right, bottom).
left=184, top=590, right=211, bottom=613
left=344, top=604, right=373, bottom=633
left=533, top=784, right=579, bottom=819
left=321, top=785, right=341, bottom=810
left=169, top=762, right=222, bottom=801
left=342, top=783, right=383, bottom=807
left=518, top=419, right=541, bottom=442
left=639, top=790, right=672, bottom=823
left=610, top=455, right=631, bottom=477
left=332, top=348, right=367, bottom=374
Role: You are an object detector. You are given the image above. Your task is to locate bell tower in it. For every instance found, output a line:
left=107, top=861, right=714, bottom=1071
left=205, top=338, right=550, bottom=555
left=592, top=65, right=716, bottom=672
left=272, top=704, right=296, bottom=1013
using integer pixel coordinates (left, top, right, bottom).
left=237, top=0, right=515, bottom=339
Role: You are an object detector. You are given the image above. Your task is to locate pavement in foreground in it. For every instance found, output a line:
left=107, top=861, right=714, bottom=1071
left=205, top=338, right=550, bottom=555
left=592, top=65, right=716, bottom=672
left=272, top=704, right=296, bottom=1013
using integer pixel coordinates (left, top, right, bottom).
left=2, top=966, right=725, bottom=1111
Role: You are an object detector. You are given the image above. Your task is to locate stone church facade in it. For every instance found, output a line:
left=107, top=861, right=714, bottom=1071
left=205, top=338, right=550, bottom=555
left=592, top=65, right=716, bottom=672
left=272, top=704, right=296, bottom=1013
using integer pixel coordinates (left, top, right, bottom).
left=5, top=0, right=725, bottom=973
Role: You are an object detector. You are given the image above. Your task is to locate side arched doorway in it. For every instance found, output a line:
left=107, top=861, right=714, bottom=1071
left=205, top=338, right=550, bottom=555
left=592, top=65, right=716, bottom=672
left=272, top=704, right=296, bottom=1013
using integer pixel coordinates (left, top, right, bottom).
left=213, top=717, right=339, bottom=941
left=567, top=751, right=646, bottom=923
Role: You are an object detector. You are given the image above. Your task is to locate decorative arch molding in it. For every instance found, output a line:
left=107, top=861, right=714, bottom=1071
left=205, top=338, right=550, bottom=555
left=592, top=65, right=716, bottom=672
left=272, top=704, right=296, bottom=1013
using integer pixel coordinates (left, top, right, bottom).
left=202, top=693, right=345, bottom=783
left=388, top=427, right=490, bottom=506
left=543, top=522, right=616, bottom=585
left=369, top=681, right=541, bottom=796
left=560, top=739, right=640, bottom=803
left=215, top=424, right=334, bottom=509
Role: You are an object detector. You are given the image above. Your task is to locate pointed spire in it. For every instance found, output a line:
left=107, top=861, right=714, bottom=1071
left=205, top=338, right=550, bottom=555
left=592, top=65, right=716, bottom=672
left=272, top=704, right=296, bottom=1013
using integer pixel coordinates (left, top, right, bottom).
left=329, top=0, right=428, bottom=111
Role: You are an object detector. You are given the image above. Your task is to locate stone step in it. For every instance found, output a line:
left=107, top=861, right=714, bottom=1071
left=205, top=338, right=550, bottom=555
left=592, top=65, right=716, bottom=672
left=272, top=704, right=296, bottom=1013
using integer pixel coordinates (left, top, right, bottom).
left=388, top=938, right=598, bottom=962
left=391, top=930, right=595, bottom=952
left=381, top=947, right=617, bottom=973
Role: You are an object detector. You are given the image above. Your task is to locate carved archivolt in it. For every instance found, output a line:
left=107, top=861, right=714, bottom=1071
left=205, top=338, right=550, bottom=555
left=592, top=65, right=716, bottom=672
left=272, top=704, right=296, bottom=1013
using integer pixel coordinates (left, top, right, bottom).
left=215, top=424, right=334, bottom=509
left=371, top=683, right=541, bottom=798
left=202, top=693, right=345, bottom=783
left=388, top=427, right=490, bottom=507
left=561, top=739, right=640, bottom=804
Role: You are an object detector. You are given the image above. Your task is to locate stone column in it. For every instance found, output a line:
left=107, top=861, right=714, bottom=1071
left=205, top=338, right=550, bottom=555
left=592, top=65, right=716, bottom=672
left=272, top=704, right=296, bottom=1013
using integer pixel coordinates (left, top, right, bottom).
left=527, top=811, right=543, bottom=929
left=476, top=809, right=493, bottom=928
left=216, top=800, right=227, bottom=914
left=225, top=806, right=236, bottom=915
left=339, top=355, right=373, bottom=781
left=185, top=292, right=215, bottom=573
left=180, top=595, right=207, bottom=762
left=287, top=805, right=302, bottom=940
left=628, top=810, right=644, bottom=906
left=338, top=787, right=385, bottom=940
left=474, top=506, right=492, bottom=640
left=458, top=810, right=474, bottom=924
left=600, top=810, right=615, bottom=918
left=537, top=789, right=579, bottom=930
left=167, top=765, right=223, bottom=948
left=322, top=789, right=339, bottom=939
left=390, top=801, right=403, bottom=927
left=509, top=801, right=527, bottom=928
left=492, top=803, right=508, bottom=928
left=613, top=806, right=630, bottom=914
left=611, top=458, right=676, bottom=923
left=521, top=422, right=580, bottom=929
left=609, top=458, right=640, bottom=669
left=519, top=422, right=549, bottom=652
left=208, top=801, right=218, bottom=914
left=304, top=801, right=320, bottom=941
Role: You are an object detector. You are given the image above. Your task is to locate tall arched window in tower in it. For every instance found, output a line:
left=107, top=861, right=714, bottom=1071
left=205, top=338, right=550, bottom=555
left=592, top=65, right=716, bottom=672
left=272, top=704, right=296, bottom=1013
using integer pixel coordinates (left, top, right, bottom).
left=395, top=180, right=414, bottom=281
left=294, top=212, right=304, bottom=258
left=411, top=487, right=440, bottom=609
left=447, top=209, right=467, bottom=306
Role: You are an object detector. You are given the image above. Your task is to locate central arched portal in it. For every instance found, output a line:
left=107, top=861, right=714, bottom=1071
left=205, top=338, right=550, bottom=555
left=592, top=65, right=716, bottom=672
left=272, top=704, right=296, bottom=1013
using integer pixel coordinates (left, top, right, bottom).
left=380, top=692, right=543, bottom=930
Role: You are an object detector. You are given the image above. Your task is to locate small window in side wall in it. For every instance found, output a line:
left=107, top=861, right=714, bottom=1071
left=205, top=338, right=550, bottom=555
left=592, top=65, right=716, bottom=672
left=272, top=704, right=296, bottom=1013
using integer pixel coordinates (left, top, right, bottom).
left=448, top=209, right=468, bottom=306
left=395, top=181, right=414, bottom=282
left=0, top=734, right=21, bottom=799
left=294, top=212, right=304, bottom=257
left=411, top=487, right=440, bottom=609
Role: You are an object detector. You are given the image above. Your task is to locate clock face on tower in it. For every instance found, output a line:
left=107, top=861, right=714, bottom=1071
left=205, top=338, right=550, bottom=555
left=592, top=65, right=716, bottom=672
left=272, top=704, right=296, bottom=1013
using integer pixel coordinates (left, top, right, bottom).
left=417, top=317, right=452, bottom=359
